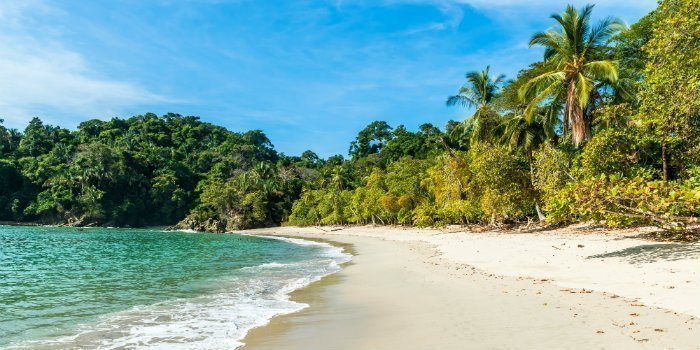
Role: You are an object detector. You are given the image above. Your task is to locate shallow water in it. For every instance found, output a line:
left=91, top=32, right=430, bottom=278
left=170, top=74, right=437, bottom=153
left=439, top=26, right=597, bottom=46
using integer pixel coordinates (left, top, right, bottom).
left=0, top=226, right=349, bottom=349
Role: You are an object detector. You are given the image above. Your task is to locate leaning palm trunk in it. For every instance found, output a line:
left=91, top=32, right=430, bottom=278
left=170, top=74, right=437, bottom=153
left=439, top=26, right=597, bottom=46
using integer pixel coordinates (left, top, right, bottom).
left=566, top=80, right=592, bottom=147
left=571, top=106, right=592, bottom=147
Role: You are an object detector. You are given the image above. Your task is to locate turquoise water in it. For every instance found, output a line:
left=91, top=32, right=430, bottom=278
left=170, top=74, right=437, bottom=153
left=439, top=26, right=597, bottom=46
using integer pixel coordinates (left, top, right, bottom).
left=0, top=226, right=349, bottom=349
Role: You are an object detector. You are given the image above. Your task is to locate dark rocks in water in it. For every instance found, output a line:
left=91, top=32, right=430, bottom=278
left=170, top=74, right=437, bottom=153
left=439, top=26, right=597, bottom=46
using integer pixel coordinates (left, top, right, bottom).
left=174, top=216, right=228, bottom=233
left=173, top=212, right=278, bottom=233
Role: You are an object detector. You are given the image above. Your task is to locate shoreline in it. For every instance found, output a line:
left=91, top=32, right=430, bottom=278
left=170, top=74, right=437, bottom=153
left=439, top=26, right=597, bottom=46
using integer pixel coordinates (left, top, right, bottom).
left=230, top=234, right=354, bottom=349
left=238, top=226, right=700, bottom=349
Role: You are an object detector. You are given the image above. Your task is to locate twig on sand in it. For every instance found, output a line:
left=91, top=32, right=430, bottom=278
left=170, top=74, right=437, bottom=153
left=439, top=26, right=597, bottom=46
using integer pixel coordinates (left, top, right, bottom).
left=314, top=226, right=345, bottom=232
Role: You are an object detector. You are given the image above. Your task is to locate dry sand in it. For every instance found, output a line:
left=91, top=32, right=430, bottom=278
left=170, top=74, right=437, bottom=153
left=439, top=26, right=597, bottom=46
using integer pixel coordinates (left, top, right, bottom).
left=239, top=226, right=700, bottom=349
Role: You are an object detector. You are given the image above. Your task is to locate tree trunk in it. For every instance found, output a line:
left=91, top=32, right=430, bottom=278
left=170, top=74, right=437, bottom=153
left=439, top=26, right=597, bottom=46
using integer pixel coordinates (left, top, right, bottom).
left=528, top=150, right=546, bottom=222
left=661, top=141, right=668, bottom=182
left=562, top=105, right=570, bottom=141
left=567, top=80, right=590, bottom=148
left=535, top=204, right=545, bottom=222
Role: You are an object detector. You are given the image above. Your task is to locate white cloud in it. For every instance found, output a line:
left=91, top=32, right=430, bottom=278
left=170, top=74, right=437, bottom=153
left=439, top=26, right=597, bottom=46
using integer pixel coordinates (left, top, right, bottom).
left=410, top=0, right=657, bottom=12
left=0, top=1, right=171, bottom=129
left=384, top=0, right=656, bottom=29
left=457, top=0, right=657, bottom=25
left=454, top=0, right=656, bottom=7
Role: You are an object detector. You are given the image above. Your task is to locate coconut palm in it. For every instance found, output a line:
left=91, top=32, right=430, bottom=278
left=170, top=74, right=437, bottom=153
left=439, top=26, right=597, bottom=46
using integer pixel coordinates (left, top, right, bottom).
left=502, top=115, right=548, bottom=162
left=519, top=4, right=625, bottom=147
left=447, top=66, right=505, bottom=145
left=501, top=98, right=562, bottom=221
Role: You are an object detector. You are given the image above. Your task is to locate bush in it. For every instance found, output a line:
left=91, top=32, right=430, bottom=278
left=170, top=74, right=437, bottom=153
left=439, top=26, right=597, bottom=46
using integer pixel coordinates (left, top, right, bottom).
left=420, top=153, right=482, bottom=225
left=546, top=175, right=699, bottom=230
left=533, top=143, right=573, bottom=205
left=470, top=144, right=536, bottom=222
left=579, top=127, right=657, bottom=179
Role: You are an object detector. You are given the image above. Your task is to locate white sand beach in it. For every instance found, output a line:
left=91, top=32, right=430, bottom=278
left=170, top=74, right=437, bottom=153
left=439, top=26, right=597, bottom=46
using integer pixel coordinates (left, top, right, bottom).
left=240, top=225, right=700, bottom=349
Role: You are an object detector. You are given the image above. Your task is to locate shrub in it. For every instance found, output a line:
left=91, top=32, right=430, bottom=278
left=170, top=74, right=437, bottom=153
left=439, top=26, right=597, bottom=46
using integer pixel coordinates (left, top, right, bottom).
left=533, top=143, right=573, bottom=207
left=420, top=153, right=482, bottom=225
left=470, top=144, right=536, bottom=222
left=579, top=128, right=656, bottom=178
left=546, top=175, right=699, bottom=230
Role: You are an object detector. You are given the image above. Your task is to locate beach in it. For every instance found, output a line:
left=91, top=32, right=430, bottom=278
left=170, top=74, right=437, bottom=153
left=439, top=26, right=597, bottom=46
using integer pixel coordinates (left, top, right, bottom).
left=240, top=226, right=700, bottom=349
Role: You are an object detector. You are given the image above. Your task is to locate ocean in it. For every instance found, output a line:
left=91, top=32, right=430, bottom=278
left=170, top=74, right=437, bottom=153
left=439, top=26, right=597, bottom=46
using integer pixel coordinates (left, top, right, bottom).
left=0, top=226, right=350, bottom=349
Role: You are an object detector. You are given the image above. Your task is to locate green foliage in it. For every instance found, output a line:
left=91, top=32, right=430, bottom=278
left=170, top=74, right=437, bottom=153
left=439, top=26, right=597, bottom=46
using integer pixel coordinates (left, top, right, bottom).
left=578, top=128, right=656, bottom=179
left=637, top=0, right=700, bottom=180
left=533, top=143, right=573, bottom=202
left=349, top=121, right=394, bottom=159
left=593, top=103, right=635, bottom=131
left=385, top=157, right=430, bottom=223
left=0, top=113, right=306, bottom=230
left=196, top=176, right=268, bottom=230
left=287, top=189, right=352, bottom=226
left=419, top=153, right=480, bottom=226
left=546, top=175, right=699, bottom=230
left=447, top=66, right=505, bottom=145
left=470, top=145, right=536, bottom=222
left=0, top=159, right=28, bottom=220
left=286, top=2, right=700, bottom=232
left=614, top=10, right=657, bottom=77
left=289, top=141, right=539, bottom=227
left=380, top=124, right=444, bottom=162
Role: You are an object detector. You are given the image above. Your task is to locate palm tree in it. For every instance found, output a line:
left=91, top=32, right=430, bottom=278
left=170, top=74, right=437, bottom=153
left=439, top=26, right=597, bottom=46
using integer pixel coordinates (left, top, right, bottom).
left=502, top=115, right=549, bottom=163
left=519, top=4, right=624, bottom=148
left=447, top=66, right=505, bottom=145
left=501, top=106, right=560, bottom=221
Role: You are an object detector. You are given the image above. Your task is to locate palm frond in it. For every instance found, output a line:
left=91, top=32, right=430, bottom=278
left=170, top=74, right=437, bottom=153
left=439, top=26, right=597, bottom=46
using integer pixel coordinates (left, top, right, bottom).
left=583, top=60, right=619, bottom=82
left=522, top=79, right=563, bottom=124
left=519, top=71, right=565, bottom=102
left=449, top=66, right=504, bottom=108
left=575, top=73, right=594, bottom=107
left=446, top=86, right=479, bottom=108
left=586, top=16, right=626, bottom=50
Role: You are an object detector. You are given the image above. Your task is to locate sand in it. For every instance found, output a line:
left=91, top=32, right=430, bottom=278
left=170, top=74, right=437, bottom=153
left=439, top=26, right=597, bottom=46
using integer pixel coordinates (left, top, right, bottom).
left=240, top=226, right=700, bottom=349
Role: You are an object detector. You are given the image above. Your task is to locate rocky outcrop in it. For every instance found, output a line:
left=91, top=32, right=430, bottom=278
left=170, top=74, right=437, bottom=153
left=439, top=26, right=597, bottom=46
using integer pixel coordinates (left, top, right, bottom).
left=173, top=216, right=227, bottom=233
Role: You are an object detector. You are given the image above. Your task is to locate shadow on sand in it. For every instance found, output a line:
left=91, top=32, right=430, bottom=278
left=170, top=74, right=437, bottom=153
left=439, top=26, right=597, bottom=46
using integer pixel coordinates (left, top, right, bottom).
left=587, top=243, right=700, bottom=264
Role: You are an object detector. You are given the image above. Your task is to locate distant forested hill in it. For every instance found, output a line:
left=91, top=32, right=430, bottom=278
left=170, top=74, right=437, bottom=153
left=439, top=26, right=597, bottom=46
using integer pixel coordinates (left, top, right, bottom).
left=0, top=113, right=308, bottom=229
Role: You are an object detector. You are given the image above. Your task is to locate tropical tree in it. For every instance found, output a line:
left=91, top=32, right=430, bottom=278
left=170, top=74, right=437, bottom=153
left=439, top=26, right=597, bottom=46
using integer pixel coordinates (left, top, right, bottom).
left=502, top=115, right=549, bottom=164
left=501, top=115, right=552, bottom=221
left=638, top=0, right=700, bottom=181
left=348, top=121, right=394, bottom=159
left=520, top=4, right=625, bottom=147
left=497, top=65, right=563, bottom=150
left=447, top=66, right=505, bottom=145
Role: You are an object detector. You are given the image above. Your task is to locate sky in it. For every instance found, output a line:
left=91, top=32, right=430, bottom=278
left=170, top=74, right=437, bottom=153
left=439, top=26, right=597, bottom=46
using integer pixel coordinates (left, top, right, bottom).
left=0, top=0, right=656, bottom=157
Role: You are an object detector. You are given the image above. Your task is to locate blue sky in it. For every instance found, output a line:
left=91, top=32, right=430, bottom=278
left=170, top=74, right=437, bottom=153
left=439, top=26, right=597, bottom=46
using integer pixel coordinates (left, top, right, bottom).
left=0, top=0, right=655, bottom=157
